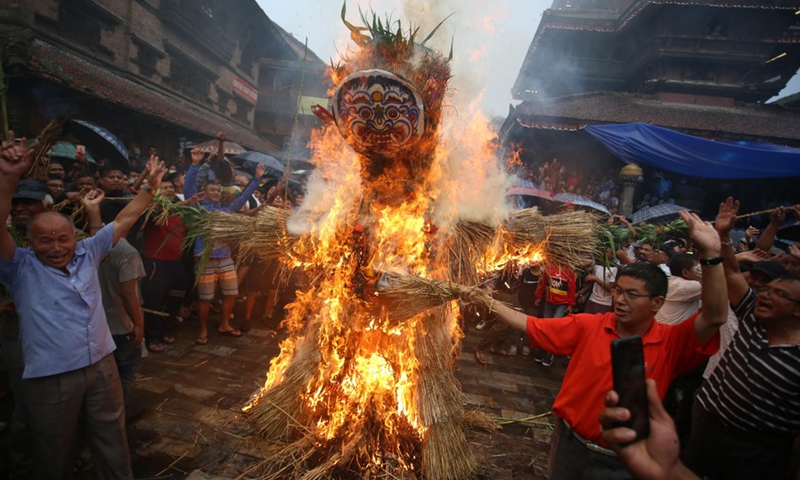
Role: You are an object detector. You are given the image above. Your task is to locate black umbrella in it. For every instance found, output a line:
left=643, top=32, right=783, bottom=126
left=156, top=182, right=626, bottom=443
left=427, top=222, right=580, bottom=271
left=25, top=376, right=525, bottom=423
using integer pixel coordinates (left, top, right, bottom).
left=630, top=204, right=689, bottom=225
left=233, top=151, right=285, bottom=178
left=69, top=119, right=129, bottom=168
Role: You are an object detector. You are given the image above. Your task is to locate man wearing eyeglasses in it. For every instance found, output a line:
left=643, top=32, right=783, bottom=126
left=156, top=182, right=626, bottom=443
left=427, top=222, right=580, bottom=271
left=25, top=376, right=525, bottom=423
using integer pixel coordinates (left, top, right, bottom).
left=462, top=210, right=727, bottom=479
left=682, top=197, right=800, bottom=480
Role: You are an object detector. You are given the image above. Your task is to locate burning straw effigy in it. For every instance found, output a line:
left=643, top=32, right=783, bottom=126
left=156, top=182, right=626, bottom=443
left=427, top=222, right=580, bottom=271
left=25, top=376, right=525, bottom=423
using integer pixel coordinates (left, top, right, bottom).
left=190, top=8, right=598, bottom=480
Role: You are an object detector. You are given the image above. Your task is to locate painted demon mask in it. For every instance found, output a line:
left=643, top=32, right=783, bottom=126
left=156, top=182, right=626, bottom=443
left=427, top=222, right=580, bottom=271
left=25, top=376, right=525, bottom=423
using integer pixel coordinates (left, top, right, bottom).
left=331, top=69, right=425, bottom=157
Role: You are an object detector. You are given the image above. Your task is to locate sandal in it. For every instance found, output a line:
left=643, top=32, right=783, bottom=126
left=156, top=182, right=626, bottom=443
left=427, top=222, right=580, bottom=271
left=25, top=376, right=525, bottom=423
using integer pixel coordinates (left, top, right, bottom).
left=217, top=328, right=242, bottom=338
left=195, top=335, right=209, bottom=345
left=474, top=348, right=488, bottom=366
left=146, top=343, right=166, bottom=353
left=161, top=336, right=177, bottom=345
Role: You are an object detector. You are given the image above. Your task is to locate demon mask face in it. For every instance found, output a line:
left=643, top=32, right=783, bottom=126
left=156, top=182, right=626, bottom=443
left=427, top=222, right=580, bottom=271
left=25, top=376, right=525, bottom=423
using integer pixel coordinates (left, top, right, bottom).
left=331, top=69, right=425, bottom=157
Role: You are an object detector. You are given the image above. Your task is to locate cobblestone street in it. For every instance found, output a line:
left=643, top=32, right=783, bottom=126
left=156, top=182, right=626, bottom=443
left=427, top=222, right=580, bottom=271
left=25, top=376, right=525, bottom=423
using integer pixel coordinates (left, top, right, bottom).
left=67, top=313, right=565, bottom=480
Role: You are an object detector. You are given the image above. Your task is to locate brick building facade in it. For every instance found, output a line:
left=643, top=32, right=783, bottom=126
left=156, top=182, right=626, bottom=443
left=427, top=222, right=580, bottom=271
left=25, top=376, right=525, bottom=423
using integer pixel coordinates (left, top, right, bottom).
left=0, top=0, right=329, bottom=164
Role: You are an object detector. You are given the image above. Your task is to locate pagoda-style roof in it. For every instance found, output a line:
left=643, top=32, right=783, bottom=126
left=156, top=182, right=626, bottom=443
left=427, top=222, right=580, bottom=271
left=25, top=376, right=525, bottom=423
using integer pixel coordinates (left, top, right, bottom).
left=513, top=0, right=800, bottom=101
left=506, top=91, right=800, bottom=143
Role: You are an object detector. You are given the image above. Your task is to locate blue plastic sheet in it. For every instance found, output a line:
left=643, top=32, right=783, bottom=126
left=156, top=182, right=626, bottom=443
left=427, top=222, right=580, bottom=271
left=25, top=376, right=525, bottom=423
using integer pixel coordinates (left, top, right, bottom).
left=585, top=123, right=800, bottom=179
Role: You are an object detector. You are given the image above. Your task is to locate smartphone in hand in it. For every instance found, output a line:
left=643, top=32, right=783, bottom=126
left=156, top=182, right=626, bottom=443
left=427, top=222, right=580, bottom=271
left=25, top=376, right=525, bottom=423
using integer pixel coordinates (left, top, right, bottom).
left=611, top=335, right=649, bottom=443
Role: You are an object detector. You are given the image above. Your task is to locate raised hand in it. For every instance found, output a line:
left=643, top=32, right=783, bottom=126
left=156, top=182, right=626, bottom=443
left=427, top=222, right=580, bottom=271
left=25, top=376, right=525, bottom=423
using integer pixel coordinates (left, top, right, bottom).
left=770, top=206, right=787, bottom=226
left=0, top=131, right=35, bottom=180
left=679, top=210, right=721, bottom=258
left=254, top=163, right=266, bottom=179
left=735, top=249, right=769, bottom=264
left=789, top=243, right=800, bottom=260
left=80, top=188, right=105, bottom=209
left=745, top=226, right=760, bottom=240
left=146, top=155, right=166, bottom=189
left=715, top=197, right=739, bottom=236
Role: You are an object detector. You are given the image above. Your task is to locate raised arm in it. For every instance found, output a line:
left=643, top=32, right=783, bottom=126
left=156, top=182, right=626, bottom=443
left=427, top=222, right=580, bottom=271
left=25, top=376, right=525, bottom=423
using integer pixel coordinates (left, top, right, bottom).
left=81, top=188, right=106, bottom=236
left=678, top=210, right=726, bottom=345
left=715, top=197, right=749, bottom=306
left=227, top=163, right=266, bottom=212
left=755, top=207, right=786, bottom=252
left=129, top=163, right=150, bottom=193
left=112, top=155, right=165, bottom=245
left=183, top=148, right=204, bottom=198
left=0, top=132, right=35, bottom=261
left=461, top=289, right=529, bottom=332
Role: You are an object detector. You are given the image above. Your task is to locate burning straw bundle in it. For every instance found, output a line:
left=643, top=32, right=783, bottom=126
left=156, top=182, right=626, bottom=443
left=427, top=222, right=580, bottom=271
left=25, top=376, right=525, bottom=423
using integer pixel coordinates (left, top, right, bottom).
left=503, top=208, right=599, bottom=269
left=197, top=207, right=296, bottom=261
left=444, top=208, right=599, bottom=287
left=374, top=272, right=500, bottom=322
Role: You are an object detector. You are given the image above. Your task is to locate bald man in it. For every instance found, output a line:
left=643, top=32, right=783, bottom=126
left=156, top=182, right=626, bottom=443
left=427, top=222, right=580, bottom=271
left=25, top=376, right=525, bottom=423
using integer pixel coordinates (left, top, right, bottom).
left=0, top=133, right=165, bottom=480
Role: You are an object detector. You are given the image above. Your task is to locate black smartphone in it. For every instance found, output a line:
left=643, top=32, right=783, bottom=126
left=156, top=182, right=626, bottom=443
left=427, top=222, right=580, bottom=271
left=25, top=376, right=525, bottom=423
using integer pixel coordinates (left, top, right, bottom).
left=610, top=335, right=649, bottom=442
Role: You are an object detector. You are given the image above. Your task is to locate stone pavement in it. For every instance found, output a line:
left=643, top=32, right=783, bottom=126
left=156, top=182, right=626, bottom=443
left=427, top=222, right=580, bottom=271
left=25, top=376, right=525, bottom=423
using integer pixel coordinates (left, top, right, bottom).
left=65, top=313, right=566, bottom=480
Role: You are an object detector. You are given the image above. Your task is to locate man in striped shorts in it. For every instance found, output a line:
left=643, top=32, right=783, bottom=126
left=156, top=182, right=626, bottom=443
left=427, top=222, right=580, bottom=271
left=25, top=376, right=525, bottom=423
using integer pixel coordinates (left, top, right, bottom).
left=683, top=197, right=800, bottom=480
left=185, top=149, right=265, bottom=345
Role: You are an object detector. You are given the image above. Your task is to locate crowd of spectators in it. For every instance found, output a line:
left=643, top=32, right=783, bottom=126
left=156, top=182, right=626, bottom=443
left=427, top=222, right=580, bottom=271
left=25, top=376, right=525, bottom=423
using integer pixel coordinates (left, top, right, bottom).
left=513, top=156, right=799, bottom=220
left=3, top=134, right=800, bottom=479
left=469, top=196, right=800, bottom=479
left=0, top=138, right=306, bottom=479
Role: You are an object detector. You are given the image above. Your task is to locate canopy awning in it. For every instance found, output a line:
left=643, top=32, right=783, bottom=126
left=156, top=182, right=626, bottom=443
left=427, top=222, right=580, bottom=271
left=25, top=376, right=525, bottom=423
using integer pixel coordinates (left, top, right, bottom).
left=585, top=123, right=800, bottom=179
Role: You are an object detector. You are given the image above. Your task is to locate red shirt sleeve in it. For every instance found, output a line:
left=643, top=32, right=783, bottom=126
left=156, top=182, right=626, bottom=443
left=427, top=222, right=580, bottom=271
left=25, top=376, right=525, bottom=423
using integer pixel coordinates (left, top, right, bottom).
left=666, top=312, right=720, bottom=376
left=526, top=313, right=583, bottom=356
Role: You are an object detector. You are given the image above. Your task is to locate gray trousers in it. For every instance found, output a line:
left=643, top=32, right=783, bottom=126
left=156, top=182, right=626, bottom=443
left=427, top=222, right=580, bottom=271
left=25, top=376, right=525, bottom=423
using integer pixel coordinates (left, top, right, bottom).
left=1, top=334, right=32, bottom=479
left=548, top=419, right=632, bottom=480
left=23, top=354, right=133, bottom=480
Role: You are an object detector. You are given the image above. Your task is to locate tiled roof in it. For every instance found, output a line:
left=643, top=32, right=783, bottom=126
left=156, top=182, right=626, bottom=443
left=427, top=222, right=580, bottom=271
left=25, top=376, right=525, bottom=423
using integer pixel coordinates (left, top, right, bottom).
left=539, top=1, right=796, bottom=37
left=513, top=92, right=800, bottom=142
left=26, top=39, right=281, bottom=154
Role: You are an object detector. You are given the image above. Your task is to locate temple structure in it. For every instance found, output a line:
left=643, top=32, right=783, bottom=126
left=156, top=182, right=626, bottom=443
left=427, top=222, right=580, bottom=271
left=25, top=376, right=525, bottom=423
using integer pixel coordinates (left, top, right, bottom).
left=0, top=0, right=329, bottom=160
left=501, top=0, right=800, bottom=213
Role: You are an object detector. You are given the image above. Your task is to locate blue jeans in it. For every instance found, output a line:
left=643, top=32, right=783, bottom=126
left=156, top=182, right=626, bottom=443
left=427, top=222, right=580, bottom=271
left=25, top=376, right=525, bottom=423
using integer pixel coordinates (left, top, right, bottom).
left=112, top=333, right=141, bottom=402
left=544, top=302, right=568, bottom=318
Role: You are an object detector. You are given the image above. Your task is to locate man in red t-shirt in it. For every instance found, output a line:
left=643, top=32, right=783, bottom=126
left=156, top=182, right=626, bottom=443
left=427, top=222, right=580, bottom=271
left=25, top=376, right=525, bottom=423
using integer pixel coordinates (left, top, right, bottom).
left=139, top=174, right=194, bottom=352
left=464, top=210, right=726, bottom=479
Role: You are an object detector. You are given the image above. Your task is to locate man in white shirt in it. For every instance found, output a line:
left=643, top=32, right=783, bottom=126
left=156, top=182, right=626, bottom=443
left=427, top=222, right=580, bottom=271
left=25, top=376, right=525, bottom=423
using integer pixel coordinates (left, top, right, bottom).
left=657, top=253, right=702, bottom=325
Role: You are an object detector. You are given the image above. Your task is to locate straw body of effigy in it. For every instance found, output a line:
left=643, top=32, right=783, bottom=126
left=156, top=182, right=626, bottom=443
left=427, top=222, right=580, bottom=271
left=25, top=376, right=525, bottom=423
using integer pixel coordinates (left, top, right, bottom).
left=199, top=207, right=296, bottom=262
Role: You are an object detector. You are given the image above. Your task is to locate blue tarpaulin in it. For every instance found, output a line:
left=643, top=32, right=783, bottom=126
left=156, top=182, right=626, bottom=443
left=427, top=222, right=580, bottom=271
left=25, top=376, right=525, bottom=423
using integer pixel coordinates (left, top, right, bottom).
left=585, top=123, right=800, bottom=179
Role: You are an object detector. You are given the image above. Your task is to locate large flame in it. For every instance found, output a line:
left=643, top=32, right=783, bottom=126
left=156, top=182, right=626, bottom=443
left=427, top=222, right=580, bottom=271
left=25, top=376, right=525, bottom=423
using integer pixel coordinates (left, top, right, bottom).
left=243, top=10, right=548, bottom=479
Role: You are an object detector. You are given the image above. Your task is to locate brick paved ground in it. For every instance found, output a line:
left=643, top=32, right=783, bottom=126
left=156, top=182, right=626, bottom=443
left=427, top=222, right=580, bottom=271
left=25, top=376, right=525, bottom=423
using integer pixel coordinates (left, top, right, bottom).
left=5, top=309, right=566, bottom=480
